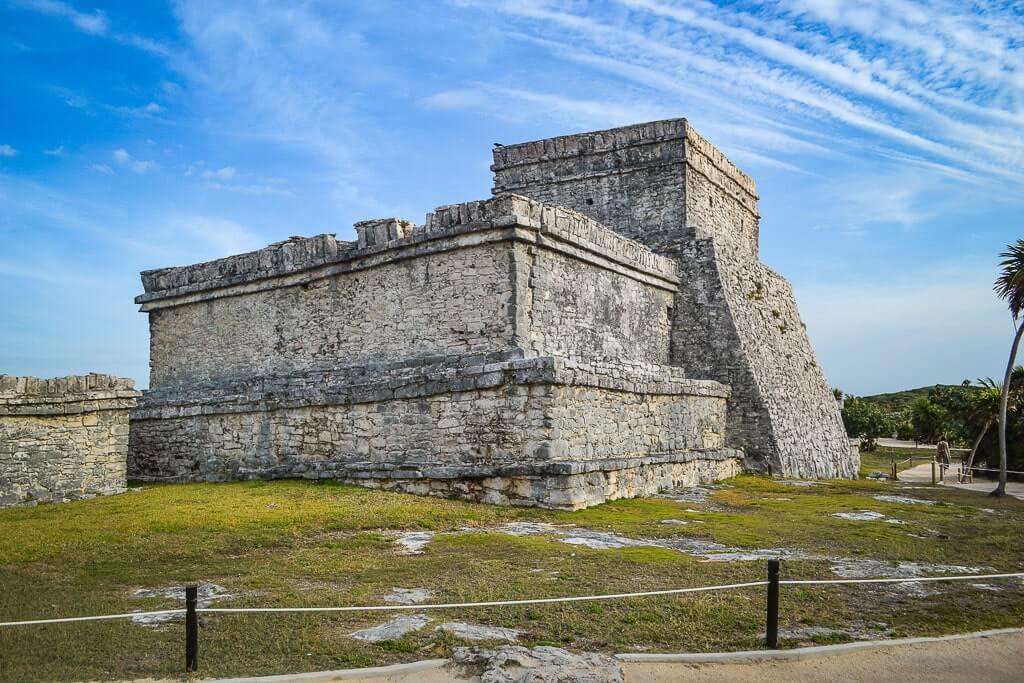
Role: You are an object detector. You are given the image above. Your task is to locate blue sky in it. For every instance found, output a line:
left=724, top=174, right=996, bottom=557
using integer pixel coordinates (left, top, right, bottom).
left=1, top=0, right=1021, bottom=395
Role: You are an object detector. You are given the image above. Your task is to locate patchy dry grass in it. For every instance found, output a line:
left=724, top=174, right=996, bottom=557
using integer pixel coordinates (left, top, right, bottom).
left=1, top=475, right=1022, bottom=682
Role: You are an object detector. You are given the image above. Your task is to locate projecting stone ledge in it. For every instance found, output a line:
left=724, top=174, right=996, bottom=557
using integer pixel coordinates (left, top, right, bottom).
left=129, top=354, right=736, bottom=509
left=322, top=448, right=743, bottom=510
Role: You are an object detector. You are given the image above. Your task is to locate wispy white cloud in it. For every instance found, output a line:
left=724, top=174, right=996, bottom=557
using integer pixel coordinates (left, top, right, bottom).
left=90, top=163, right=114, bottom=175
left=200, top=166, right=235, bottom=180
left=43, top=145, right=65, bottom=157
left=204, top=181, right=292, bottom=196
left=112, top=148, right=155, bottom=173
left=462, top=0, right=1022, bottom=187
left=164, top=216, right=262, bottom=257
left=13, top=0, right=172, bottom=56
left=0, top=144, right=16, bottom=157
left=15, top=0, right=109, bottom=35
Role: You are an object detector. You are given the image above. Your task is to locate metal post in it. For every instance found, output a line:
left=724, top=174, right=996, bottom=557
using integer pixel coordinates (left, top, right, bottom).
left=185, top=585, right=198, bottom=673
left=766, top=560, right=779, bottom=649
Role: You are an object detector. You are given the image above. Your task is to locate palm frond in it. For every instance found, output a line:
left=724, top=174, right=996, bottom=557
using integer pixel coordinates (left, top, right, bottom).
left=994, top=239, right=1024, bottom=319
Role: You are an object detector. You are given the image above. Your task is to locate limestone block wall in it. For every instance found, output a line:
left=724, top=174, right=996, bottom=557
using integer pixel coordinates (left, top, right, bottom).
left=129, top=195, right=735, bottom=508
left=0, top=374, right=140, bottom=507
left=137, top=195, right=681, bottom=390
left=492, top=119, right=856, bottom=478
left=129, top=354, right=733, bottom=509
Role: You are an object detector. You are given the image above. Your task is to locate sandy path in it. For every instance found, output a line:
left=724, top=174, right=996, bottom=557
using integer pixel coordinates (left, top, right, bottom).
left=626, top=631, right=1024, bottom=682
left=191, top=631, right=1024, bottom=682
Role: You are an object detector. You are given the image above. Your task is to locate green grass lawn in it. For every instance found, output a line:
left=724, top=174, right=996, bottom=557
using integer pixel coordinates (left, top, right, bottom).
left=1, top=475, right=1023, bottom=682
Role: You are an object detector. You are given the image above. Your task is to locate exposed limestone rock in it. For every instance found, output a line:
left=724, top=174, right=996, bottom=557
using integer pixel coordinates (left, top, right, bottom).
left=438, top=622, right=520, bottom=642
left=131, top=583, right=229, bottom=625
left=384, top=587, right=434, bottom=604
left=350, top=615, right=431, bottom=642
left=453, top=646, right=624, bottom=683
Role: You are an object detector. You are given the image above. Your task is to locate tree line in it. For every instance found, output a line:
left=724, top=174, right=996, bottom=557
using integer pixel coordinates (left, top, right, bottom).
left=839, top=238, right=1024, bottom=496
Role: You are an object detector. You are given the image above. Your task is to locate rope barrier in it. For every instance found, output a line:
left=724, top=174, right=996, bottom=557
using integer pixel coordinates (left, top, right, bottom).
left=781, top=572, right=1024, bottom=586
left=0, top=609, right=185, bottom=627
left=198, top=581, right=770, bottom=614
left=4, top=572, right=1024, bottom=628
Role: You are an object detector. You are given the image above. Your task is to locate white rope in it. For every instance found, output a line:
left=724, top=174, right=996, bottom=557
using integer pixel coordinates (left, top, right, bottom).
left=3, top=572, right=1023, bottom=628
left=0, top=609, right=185, bottom=627
left=781, top=572, right=1024, bottom=585
left=0, top=582, right=768, bottom=627
left=200, top=581, right=771, bottom=614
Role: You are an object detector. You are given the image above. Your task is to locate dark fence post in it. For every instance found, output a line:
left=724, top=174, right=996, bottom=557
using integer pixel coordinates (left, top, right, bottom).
left=892, top=462, right=897, bottom=480
left=185, top=585, right=198, bottom=673
left=766, top=560, right=779, bottom=649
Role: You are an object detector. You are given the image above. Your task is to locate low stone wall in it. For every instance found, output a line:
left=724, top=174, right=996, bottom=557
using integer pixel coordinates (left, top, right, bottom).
left=129, top=354, right=737, bottom=508
left=0, top=374, right=140, bottom=507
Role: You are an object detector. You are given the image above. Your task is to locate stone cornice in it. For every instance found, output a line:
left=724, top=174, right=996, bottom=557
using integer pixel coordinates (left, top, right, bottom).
left=136, top=195, right=679, bottom=310
left=133, top=353, right=729, bottom=420
left=0, top=374, right=139, bottom=416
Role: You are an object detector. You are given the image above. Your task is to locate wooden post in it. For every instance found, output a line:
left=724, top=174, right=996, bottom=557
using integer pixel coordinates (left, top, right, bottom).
left=931, top=459, right=936, bottom=485
left=766, top=560, right=779, bottom=649
left=185, top=585, right=198, bottom=673
left=892, top=461, right=897, bottom=480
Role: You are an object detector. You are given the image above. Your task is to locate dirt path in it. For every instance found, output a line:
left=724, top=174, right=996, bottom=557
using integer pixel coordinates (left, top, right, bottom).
left=195, top=631, right=1024, bottom=682
left=899, top=462, right=1024, bottom=500
left=627, top=631, right=1024, bottom=682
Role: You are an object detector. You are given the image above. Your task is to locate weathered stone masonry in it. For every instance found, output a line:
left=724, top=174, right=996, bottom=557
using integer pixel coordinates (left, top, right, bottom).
left=129, top=118, right=856, bottom=509
left=492, top=119, right=857, bottom=478
left=129, top=195, right=742, bottom=508
left=1, top=374, right=139, bottom=507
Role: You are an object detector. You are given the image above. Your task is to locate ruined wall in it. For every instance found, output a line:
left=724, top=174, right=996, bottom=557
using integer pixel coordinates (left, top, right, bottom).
left=147, top=242, right=517, bottom=388
left=493, top=119, right=856, bottom=478
left=130, top=355, right=733, bottom=509
left=140, top=196, right=680, bottom=390
left=523, top=244, right=673, bottom=364
left=131, top=195, right=738, bottom=508
left=0, top=374, right=139, bottom=507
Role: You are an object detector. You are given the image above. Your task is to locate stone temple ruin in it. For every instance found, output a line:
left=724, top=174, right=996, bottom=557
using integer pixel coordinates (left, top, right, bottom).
left=127, top=119, right=857, bottom=510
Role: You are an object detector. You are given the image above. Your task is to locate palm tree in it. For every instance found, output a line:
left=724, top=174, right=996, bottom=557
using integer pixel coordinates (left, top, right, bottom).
left=991, top=240, right=1024, bottom=496
left=962, top=378, right=1002, bottom=477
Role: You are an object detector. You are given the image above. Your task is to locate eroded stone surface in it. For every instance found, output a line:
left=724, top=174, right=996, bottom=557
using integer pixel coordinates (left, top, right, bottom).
left=131, top=583, right=229, bottom=625
left=396, top=531, right=434, bottom=554
left=384, top=587, right=434, bottom=604
left=438, top=622, right=520, bottom=642
left=453, top=645, right=623, bottom=683
left=493, top=120, right=857, bottom=479
left=832, top=510, right=904, bottom=524
left=657, top=487, right=711, bottom=503
left=1, top=374, right=139, bottom=508
left=875, top=495, right=936, bottom=506
left=830, top=559, right=987, bottom=579
left=350, top=615, right=431, bottom=642
left=128, top=119, right=856, bottom=510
